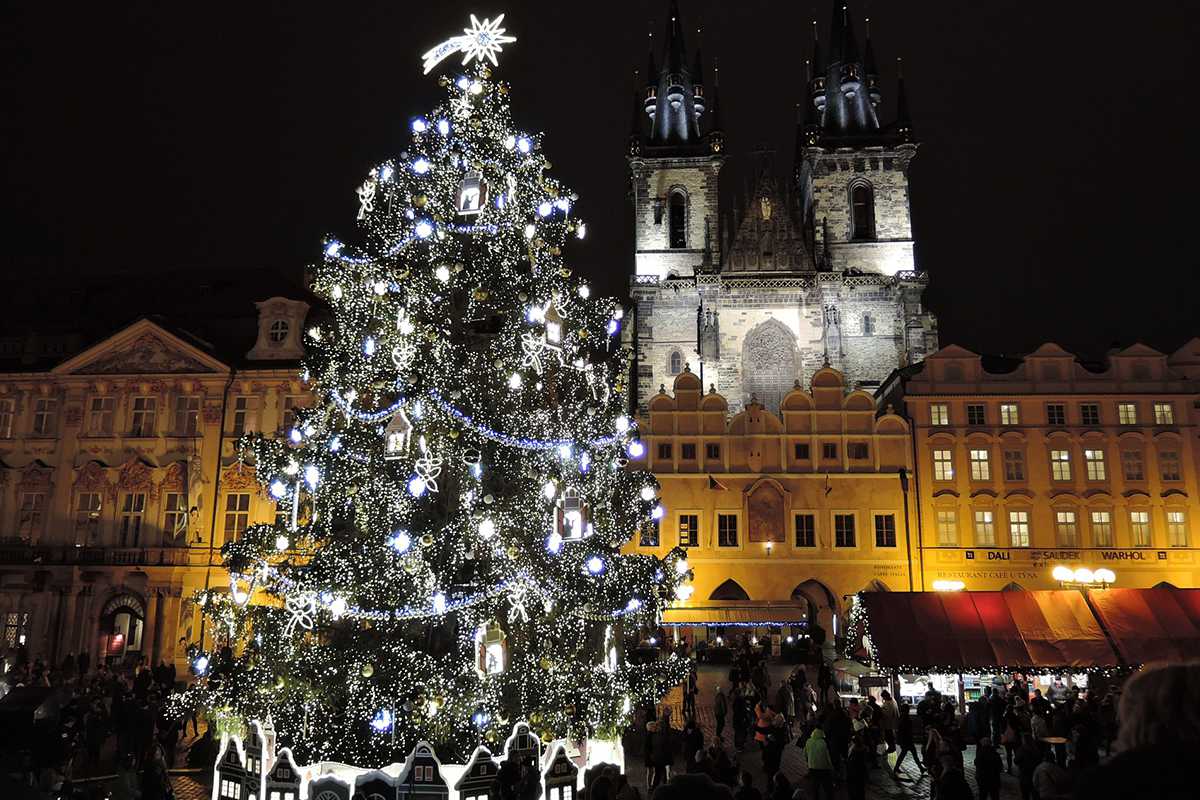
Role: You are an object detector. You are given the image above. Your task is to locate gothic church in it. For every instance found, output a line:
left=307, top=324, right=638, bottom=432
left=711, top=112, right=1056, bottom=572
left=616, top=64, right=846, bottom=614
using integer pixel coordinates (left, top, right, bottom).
left=627, top=2, right=938, bottom=413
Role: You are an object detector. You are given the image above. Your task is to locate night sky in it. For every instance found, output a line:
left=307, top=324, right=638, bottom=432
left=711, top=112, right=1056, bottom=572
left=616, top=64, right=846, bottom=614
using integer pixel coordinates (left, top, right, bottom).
left=4, top=1, right=1198, bottom=357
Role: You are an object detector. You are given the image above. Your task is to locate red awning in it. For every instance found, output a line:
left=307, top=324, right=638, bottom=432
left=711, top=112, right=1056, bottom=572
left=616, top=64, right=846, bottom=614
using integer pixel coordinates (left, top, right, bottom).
left=859, top=590, right=1121, bottom=672
left=1085, top=587, right=1200, bottom=664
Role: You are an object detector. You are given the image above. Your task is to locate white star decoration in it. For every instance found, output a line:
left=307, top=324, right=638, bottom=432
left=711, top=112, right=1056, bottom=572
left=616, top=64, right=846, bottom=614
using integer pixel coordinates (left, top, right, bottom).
left=422, top=14, right=517, bottom=75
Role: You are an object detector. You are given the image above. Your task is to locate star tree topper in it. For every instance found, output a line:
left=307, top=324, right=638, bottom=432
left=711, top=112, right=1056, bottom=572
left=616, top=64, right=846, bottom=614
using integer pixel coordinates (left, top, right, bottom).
left=422, top=14, right=517, bottom=75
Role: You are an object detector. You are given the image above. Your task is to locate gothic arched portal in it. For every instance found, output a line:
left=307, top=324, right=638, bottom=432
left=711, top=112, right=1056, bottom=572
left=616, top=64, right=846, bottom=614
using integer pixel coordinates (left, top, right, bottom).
left=741, top=319, right=798, bottom=414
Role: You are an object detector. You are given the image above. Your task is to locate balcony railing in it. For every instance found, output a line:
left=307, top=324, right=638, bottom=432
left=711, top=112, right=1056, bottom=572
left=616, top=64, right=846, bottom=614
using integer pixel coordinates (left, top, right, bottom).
left=0, top=543, right=223, bottom=568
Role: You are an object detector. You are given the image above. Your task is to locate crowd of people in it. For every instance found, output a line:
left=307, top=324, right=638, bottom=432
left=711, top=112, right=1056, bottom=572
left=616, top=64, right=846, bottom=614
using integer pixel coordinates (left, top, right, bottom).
left=629, top=641, right=1197, bottom=800
left=1, top=646, right=214, bottom=800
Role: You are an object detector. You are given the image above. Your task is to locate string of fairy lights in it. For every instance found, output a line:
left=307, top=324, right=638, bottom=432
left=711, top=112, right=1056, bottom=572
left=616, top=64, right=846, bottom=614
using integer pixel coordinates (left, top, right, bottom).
left=175, top=17, right=694, bottom=767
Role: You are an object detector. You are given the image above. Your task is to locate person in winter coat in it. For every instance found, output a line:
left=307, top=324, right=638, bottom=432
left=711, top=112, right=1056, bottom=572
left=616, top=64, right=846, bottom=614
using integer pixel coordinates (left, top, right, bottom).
left=774, top=680, right=794, bottom=734
left=892, top=700, right=925, bottom=780
left=974, top=737, right=1003, bottom=800
left=845, top=732, right=872, bottom=800
left=804, top=728, right=835, bottom=800
left=878, top=689, right=900, bottom=754
left=937, top=765, right=975, bottom=800
left=1013, top=734, right=1042, bottom=800
left=682, top=718, right=704, bottom=771
left=761, top=715, right=786, bottom=785
left=714, top=685, right=728, bottom=742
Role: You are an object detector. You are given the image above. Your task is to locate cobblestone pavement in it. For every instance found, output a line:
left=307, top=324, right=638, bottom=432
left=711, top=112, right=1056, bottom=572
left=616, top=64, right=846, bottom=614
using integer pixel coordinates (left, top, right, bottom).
left=171, top=773, right=211, bottom=800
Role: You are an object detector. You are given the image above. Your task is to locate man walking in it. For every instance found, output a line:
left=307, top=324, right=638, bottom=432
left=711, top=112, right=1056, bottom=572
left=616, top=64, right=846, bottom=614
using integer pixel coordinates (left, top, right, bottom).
left=714, top=685, right=728, bottom=742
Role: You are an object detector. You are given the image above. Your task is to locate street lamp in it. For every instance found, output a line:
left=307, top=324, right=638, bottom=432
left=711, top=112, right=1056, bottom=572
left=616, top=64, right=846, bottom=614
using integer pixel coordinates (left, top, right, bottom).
left=1052, top=565, right=1116, bottom=588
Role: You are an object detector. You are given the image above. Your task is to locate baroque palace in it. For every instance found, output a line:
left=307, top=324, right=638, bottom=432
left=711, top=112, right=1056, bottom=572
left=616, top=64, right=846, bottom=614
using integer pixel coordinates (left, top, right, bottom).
left=2, top=3, right=1199, bottom=669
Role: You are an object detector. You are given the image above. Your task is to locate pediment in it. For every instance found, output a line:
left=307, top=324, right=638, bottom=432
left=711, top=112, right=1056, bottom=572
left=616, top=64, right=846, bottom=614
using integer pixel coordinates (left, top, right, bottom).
left=53, top=319, right=229, bottom=376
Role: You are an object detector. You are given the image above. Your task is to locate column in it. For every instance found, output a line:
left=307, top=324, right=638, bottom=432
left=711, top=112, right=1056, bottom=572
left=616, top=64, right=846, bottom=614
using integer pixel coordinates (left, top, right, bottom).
left=142, top=589, right=158, bottom=665
left=150, top=591, right=166, bottom=665
left=55, top=588, right=78, bottom=663
left=160, top=591, right=181, bottom=668
left=74, top=587, right=94, bottom=657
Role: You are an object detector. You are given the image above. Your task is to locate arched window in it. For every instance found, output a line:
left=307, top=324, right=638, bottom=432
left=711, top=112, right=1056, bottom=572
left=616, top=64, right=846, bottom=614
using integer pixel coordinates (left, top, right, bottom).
left=668, top=350, right=683, bottom=375
left=862, top=314, right=874, bottom=336
left=850, top=182, right=875, bottom=240
left=710, top=579, right=750, bottom=601
left=668, top=191, right=687, bottom=248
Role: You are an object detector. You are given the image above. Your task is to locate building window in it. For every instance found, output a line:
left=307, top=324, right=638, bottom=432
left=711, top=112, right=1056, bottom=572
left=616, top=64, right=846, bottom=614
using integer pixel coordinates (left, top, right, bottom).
left=639, top=520, right=659, bottom=547
left=0, top=398, right=13, bottom=438
left=1118, top=402, right=1137, bottom=425
left=657, top=443, right=673, bottom=460
left=822, top=443, right=838, bottom=460
left=174, top=396, right=201, bottom=436
left=795, top=513, right=815, bottom=547
left=1160, top=450, right=1182, bottom=481
left=74, top=492, right=102, bottom=543
left=668, top=350, right=683, bottom=375
left=1055, top=511, right=1078, bottom=547
left=18, top=492, right=45, bottom=538
left=705, top=443, right=720, bottom=460
left=862, top=314, right=874, bottom=336
left=223, top=493, right=251, bottom=542
left=119, top=493, right=146, bottom=548
left=966, top=405, right=986, bottom=426
left=930, top=404, right=949, bottom=426
left=129, top=396, right=157, bottom=437
left=231, top=396, right=259, bottom=436
left=1046, top=404, right=1066, bottom=426
left=969, top=449, right=991, bottom=481
left=268, top=319, right=290, bottom=343
left=1091, top=511, right=1113, bottom=547
left=32, top=398, right=57, bottom=436
left=1009, top=510, right=1031, bottom=547
left=281, top=395, right=308, bottom=433
left=680, top=443, right=696, bottom=460
left=932, top=449, right=954, bottom=481
left=717, top=513, right=738, bottom=547
left=668, top=192, right=687, bottom=248
left=1003, top=449, right=1026, bottom=481
left=1129, top=510, right=1151, bottom=547
left=1000, top=403, right=1019, bottom=425
left=1167, top=511, right=1188, bottom=547
left=936, top=510, right=957, bottom=545
left=850, top=182, right=875, bottom=240
left=873, top=514, right=896, bottom=547
left=974, top=510, right=995, bottom=546
left=1050, top=449, right=1072, bottom=481
left=1084, top=449, right=1107, bottom=481
left=1122, top=449, right=1145, bottom=481
left=678, top=514, right=699, bottom=547
left=794, top=443, right=810, bottom=460
left=88, top=397, right=114, bottom=435
left=1154, top=402, right=1175, bottom=425
left=848, top=442, right=869, bottom=460
left=1080, top=403, right=1100, bottom=426
left=834, top=513, right=856, bottom=547
left=164, top=492, right=188, bottom=540
left=4, top=612, right=30, bottom=648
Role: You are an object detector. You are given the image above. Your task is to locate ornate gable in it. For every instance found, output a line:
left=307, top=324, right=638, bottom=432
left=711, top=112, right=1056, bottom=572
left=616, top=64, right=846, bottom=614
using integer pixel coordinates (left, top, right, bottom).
left=723, top=154, right=813, bottom=273
left=54, top=320, right=228, bottom=376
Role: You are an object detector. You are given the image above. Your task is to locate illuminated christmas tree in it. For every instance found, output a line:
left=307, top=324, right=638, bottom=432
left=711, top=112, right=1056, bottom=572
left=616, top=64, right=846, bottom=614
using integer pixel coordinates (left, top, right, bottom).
left=181, top=15, right=692, bottom=766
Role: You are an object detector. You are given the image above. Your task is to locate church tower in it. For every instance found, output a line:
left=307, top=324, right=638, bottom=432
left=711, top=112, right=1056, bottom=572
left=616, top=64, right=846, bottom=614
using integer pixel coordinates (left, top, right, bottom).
left=628, top=0, right=724, bottom=281
left=627, top=3, right=937, bottom=415
left=798, top=6, right=917, bottom=277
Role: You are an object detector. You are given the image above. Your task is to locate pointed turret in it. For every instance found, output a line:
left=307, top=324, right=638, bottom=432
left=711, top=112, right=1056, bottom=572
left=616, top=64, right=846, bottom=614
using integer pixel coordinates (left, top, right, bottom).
left=692, top=27, right=706, bottom=118
left=895, top=57, right=914, bottom=142
left=707, top=58, right=724, bottom=154
left=810, top=19, right=827, bottom=118
left=864, top=17, right=881, bottom=108
left=665, top=0, right=686, bottom=75
left=643, top=32, right=658, bottom=126
left=629, top=68, right=643, bottom=156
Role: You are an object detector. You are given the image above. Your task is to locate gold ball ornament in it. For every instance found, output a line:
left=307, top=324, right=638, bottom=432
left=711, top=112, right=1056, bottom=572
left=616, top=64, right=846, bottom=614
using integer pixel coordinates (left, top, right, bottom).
left=274, top=676, right=285, bottom=689
left=361, top=663, right=375, bottom=678
left=413, top=194, right=428, bottom=208
left=497, top=84, right=508, bottom=95
left=530, top=711, right=543, bottom=724
left=539, top=657, right=552, bottom=670
left=448, top=430, right=459, bottom=439
left=549, top=247, right=561, bottom=256
left=420, top=533, right=435, bottom=547
left=506, top=545, right=518, bottom=559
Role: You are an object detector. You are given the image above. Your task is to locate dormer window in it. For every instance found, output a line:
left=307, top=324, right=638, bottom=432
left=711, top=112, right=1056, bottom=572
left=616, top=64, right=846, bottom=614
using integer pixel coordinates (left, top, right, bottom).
left=268, top=320, right=290, bottom=343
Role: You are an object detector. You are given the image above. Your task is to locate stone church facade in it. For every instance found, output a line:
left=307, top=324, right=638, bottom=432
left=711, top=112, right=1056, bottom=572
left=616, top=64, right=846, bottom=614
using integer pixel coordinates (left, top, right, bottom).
left=626, top=3, right=938, bottom=414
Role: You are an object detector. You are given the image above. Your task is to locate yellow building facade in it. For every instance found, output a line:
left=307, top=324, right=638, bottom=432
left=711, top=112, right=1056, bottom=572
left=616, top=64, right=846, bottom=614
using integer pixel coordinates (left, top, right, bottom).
left=624, top=366, right=916, bottom=639
left=0, top=300, right=309, bottom=673
left=882, top=341, right=1200, bottom=593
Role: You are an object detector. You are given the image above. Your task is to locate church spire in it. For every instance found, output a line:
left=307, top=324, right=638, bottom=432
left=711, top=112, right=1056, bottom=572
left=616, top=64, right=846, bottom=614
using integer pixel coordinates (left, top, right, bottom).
left=708, top=57, right=725, bottom=154
left=643, top=0, right=705, bottom=150
left=629, top=68, right=643, bottom=156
